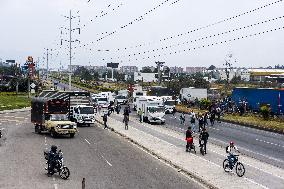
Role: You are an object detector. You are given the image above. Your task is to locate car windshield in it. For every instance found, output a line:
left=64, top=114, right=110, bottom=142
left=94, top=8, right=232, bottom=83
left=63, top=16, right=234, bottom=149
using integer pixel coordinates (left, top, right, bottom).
left=80, top=107, right=94, bottom=114
left=116, top=96, right=126, bottom=99
left=98, top=98, right=107, bottom=102
left=148, top=107, right=164, bottom=113
left=50, top=114, right=69, bottom=121
left=136, top=92, right=143, bottom=96
left=164, top=101, right=175, bottom=106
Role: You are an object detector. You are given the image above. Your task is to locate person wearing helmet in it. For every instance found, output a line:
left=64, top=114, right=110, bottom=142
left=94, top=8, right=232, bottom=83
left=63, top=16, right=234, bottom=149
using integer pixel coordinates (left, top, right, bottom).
left=226, top=141, right=240, bottom=170
left=47, top=145, right=58, bottom=176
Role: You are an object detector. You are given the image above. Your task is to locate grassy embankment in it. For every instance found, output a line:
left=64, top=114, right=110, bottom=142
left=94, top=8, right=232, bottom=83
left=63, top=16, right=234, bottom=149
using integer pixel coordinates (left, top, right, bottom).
left=176, top=104, right=284, bottom=132
left=0, top=92, right=31, bottom=111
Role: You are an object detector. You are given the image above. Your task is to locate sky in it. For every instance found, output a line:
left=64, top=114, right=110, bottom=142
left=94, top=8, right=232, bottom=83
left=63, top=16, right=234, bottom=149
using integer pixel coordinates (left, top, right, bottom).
left=0, top=0, right=284, bottom=70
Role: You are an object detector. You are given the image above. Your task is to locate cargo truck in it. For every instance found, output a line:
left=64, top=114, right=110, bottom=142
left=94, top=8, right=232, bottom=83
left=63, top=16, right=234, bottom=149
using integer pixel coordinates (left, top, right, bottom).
left=232, top=88, right=284, bottom=114
left=31, top=98, right=77, bottom=138
left=180, top=87, right=207, bottom=102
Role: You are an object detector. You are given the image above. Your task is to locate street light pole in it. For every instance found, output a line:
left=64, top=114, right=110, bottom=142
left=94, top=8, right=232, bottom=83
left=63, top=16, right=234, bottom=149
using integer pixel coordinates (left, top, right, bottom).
left=69, top=9, right=72, bottom=91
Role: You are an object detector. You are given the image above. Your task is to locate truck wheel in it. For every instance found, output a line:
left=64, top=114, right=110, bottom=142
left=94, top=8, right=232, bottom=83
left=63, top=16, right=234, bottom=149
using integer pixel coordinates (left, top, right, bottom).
left=50, top=129, right=57, bottom=138
left=35, top=125, right=41, bottom=134
left=70, top=133, right=75, bottom=138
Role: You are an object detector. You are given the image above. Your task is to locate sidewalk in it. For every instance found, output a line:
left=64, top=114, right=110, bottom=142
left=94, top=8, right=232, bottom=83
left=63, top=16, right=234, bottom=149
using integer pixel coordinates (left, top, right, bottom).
left=96, top=114, right=284, bottom=189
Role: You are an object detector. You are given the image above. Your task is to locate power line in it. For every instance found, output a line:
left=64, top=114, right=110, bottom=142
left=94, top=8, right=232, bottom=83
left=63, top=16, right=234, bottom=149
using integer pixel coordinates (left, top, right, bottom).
left=112, top=25, right=284, bottom=63
left=105, top=0, right=283, bottom=52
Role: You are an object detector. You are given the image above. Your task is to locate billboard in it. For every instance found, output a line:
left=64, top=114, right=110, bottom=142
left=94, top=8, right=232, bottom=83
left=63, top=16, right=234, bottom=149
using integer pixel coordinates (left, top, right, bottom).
left=107, top=63, right=119, bottom=68
left=6, top=60, right=15, bottom=63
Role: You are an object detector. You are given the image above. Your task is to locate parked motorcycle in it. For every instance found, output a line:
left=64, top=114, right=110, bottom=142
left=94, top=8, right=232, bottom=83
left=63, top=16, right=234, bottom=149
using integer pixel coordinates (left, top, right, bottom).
left=44, top=149, right=70, bottom=179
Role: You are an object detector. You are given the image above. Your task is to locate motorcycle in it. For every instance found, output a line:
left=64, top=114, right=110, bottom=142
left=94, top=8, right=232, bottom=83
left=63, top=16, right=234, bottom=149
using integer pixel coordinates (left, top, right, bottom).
left=44, top=149, right=70, bottom=179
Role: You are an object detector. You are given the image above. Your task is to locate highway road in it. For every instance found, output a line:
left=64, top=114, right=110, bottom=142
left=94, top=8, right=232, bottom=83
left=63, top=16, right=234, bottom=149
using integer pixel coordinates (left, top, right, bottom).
left=0, top=110, right=203, bottom=189
left=51, top=80, right=284, bottom=168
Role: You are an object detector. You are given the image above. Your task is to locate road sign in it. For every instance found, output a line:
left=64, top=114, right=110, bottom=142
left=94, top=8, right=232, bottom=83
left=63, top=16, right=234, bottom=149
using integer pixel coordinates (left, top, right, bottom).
left=30, top=83, right=36, bottom=89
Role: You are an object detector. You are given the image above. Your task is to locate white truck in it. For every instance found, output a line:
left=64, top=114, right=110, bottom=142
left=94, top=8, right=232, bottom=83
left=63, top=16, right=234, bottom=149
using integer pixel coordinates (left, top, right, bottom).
left=180, top=88, right=207, bottom=102
left=161, top=96, right=176, bottom=114
left=136, top=96, right=165, bottom=124
left=68, top=92, right=96, bottom=126
left=98, top=92, right=115, bottom=104
left=133, top=91, right=147, bottom=110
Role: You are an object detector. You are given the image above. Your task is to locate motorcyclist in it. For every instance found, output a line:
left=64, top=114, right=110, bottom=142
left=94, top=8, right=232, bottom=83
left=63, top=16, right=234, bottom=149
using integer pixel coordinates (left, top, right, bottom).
left=226, top=141, right=240, bottom=170
left=199, top=128, right=209, bottom=154
left=185, top=127, right=193, bottom=152
left=47, top=145, right=58, bottom=176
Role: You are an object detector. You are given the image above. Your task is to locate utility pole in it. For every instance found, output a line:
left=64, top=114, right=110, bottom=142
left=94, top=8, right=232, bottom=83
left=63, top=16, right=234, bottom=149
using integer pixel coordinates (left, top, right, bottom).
left=224, top=54, right=233, bottom=97
left=46, top=48, right=49, bottom=81
left=61, top=10, right=80, bottom=91
left=155, top=61, right=165, bottom=85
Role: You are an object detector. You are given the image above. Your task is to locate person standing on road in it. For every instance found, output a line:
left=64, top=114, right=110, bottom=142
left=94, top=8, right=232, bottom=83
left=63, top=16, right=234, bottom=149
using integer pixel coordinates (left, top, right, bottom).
left=180, top=112, right=185, bottom=125
left=199, top=128, right=209, bottom=154
left=123, top=114, right=129, bottom=130
left=204, top=111, right=208, bottom=127
left=172, top=107, right=177, bottom=119
left=190, top=110, right=196, bottom=133
left=102, top=113, right=108, bottom=129
left=198, top=113, right=204, bottom=132
left=209, top=111, right=215, bottom=126
left=138, top=108, right=143, bottom=123
left=185, top=127, right=193, bottom=152
left=216, top=107, right=221, bottom=123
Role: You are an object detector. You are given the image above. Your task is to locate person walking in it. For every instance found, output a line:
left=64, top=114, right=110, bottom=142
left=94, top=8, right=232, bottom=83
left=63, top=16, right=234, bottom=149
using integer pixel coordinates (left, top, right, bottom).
left=180, top=112, right=185, bottom=125
left=198, top=113, right=204, bottom=132
left=185, top=127, right=193, bottom=152
left=123, top=115, right=129, bottom=130
left=138, top=108, right=143, bottom=123
left=199, top=128, right=209, bottom=154
left=204, top=111, right=208, bottom=127
left=209, top=111, right=215, bottom=126
left=172, top=107, right=177, bottom=119
left=216, top=107, right=221, bottom=123
left=190, top=110, right=196, bottom=133
left=102, top=113, right=108, bottom=129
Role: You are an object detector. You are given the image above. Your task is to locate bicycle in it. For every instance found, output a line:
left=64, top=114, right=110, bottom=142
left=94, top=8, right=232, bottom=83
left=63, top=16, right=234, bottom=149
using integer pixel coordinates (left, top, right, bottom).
left=223, top=155, right=245, bottom=177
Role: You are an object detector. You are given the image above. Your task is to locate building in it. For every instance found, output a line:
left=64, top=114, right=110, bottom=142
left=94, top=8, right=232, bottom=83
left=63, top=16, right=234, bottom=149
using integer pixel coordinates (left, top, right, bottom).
left=120, top=66, right=138, bottom=74
left=134, top=72, right=157, bottom=82
left=248, top=69, right=284, bottom=82
left=185, top=67, right=206, bottom=74
left=169, top=66, right=184, bottom=74
left=213, top=68, right=236, bottom=81
left=235, top=68, right=250, bottom=81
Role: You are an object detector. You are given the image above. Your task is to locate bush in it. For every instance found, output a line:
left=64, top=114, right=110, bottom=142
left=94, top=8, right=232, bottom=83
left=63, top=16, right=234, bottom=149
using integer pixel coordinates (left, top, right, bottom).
left=260, top=105, right=270, bottom=120
left=200, top=99, right=211, bottom=110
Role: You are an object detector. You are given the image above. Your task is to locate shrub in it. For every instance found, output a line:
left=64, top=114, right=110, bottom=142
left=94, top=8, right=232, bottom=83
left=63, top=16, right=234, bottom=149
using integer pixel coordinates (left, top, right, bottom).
left=260, top=105, right=270, bottom=120
left=200, top=99, right=211, bottom=110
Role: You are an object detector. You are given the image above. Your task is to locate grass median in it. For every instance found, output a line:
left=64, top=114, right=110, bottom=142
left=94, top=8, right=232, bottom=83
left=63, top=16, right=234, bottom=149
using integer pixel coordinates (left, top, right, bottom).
left=176, top=104, right=284, bottom=133
left=0, top=92, right=31, bottom=111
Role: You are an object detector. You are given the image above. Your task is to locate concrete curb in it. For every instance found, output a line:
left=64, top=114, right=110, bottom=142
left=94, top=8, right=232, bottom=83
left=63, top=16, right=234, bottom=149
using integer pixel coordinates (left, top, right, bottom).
left=95, top=118, right=217, bottom=189
left=0, top=107, right=31, bottom=114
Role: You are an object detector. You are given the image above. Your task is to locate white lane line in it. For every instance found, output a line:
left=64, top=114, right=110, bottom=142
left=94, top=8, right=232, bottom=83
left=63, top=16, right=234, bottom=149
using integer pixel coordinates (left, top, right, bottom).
left=244, top=177, right=269, bottom=189
left=54, top=184, right=58, bottom=189
left=85, top=139, right=91, bottom=145
left=256, top=138, right=284, bottom=148
left=101, top=155, right=112, bottom=167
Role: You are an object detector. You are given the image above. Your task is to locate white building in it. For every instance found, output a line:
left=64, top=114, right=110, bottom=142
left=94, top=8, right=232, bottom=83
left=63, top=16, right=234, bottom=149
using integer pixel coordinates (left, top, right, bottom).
left=134, top=72, right=157, bottom=82
left=120, top=66, right=138, bottom=73
left=169, top=66, right=184, bottom=74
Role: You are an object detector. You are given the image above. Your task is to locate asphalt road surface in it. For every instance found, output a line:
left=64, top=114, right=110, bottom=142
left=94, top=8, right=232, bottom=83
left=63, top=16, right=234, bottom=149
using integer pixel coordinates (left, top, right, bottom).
left=0, top=110, right=203, bottom=189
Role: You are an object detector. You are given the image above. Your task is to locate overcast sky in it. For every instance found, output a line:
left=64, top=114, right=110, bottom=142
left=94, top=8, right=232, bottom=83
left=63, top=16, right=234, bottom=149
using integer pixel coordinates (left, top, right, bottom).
left=0, top=0, right=283, bottom=69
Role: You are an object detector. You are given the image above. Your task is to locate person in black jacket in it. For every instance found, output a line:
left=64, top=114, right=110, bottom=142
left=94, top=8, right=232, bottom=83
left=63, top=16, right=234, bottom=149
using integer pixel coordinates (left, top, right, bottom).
left=185, top=127, right=193, bottom=152
left=47, top=145, right=58, bottom=176
left=199, top=128, right=209, bottom=154
left=102, top=113, right=108, bottom=129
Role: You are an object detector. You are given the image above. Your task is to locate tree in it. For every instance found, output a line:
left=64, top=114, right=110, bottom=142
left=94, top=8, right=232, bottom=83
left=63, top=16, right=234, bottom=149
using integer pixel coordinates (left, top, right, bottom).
left=231, top=75, right=242, bottom=84
left=141, top=67, right=152, bottom=73
left=208, top=65, right=216, bottom=70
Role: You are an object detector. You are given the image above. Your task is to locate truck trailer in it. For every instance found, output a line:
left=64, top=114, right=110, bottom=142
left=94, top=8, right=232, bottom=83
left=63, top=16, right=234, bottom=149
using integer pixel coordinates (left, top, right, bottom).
left=231, top=88, right=284, bottom=114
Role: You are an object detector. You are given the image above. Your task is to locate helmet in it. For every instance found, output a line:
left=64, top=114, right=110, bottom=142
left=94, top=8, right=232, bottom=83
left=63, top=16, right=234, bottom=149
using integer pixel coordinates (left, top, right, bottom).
left=230, top=141, right=234, bottom=145
left=51, top=145, right=57, bottom=152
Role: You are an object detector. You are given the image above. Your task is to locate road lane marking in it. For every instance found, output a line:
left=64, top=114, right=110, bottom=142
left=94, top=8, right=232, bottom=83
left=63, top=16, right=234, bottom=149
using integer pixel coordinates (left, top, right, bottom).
left=101, top=155, right=112, bottom=167
left=244, top=177, right=269, bottom=189
left=256, top=138, right=284, bottom=148
left=85, top=139, right=91, bottom=145
left=54, top=184, right=58, bottom=189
